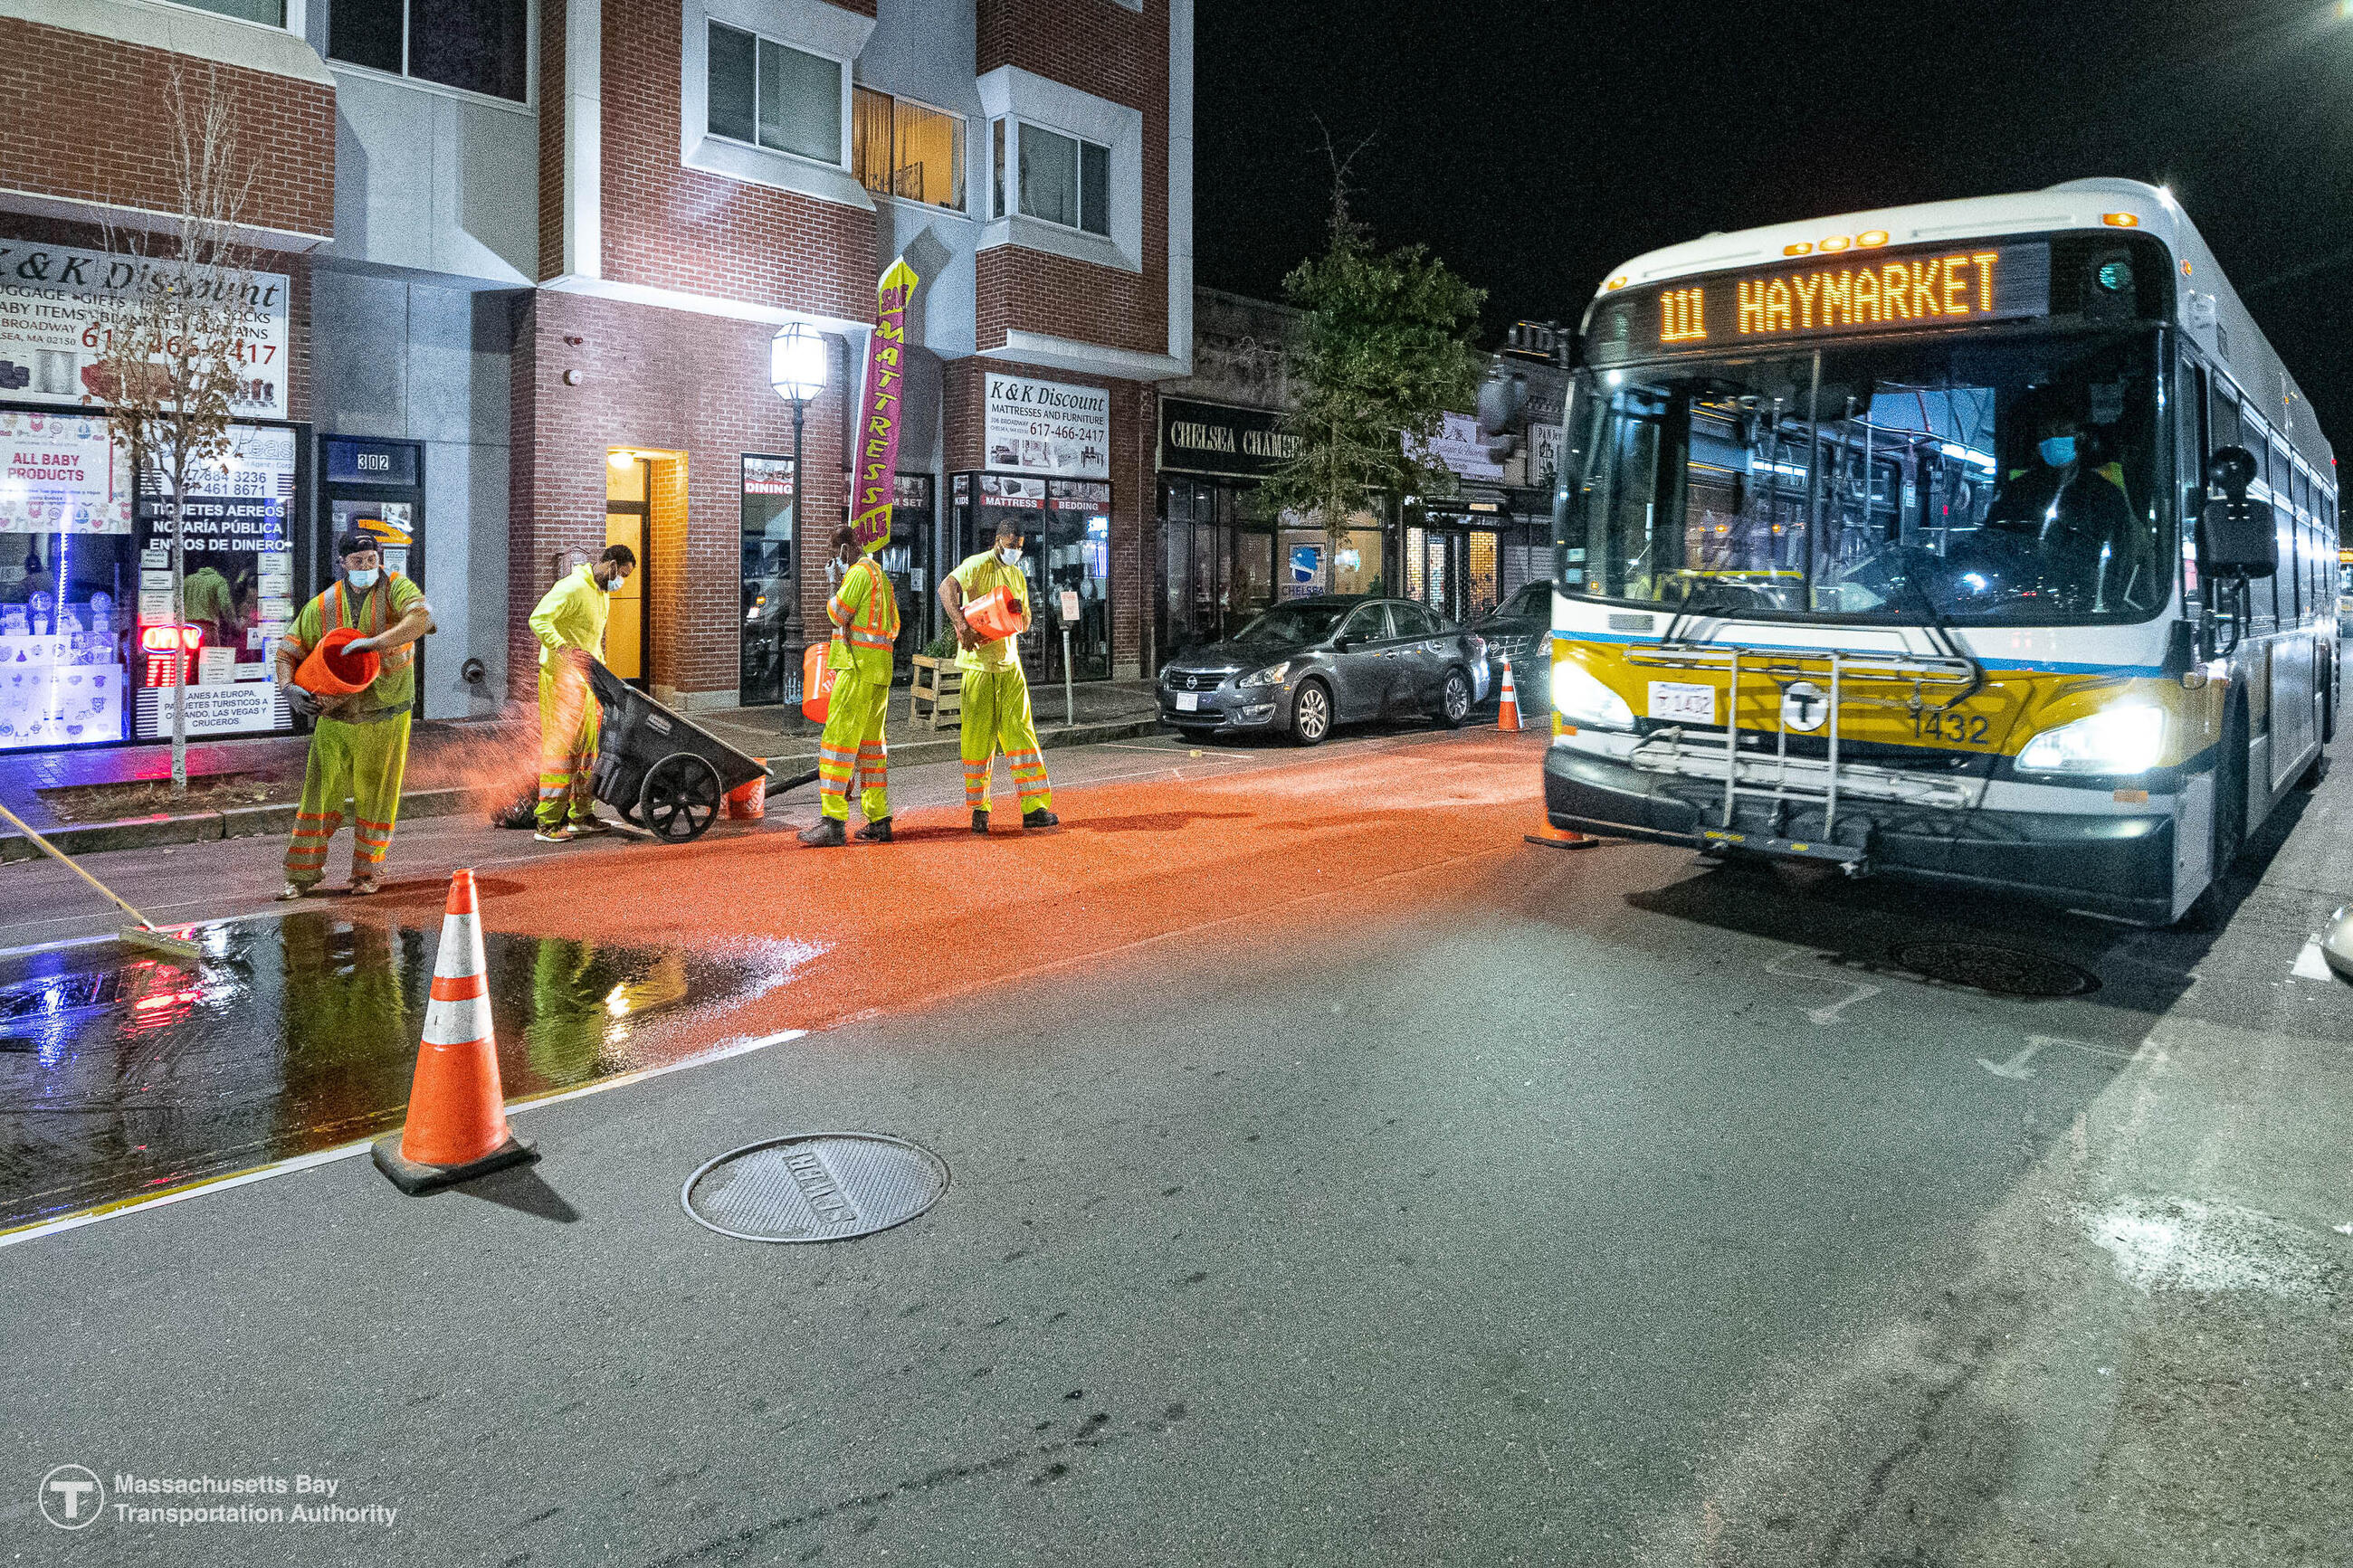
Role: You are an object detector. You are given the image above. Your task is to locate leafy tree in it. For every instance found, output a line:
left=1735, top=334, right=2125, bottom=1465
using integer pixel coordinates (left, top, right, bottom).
left=1259, top=156, right=1485, bottom=584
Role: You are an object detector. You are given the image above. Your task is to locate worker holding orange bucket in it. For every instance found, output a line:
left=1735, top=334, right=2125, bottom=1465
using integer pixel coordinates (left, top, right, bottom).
left=273, top=531, right=435, bottom=898
left=939, top=521, right=1058, bottom=833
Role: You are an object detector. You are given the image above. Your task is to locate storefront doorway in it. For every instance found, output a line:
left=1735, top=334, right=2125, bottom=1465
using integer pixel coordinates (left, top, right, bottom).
left=320, top=436, right=423, bottom=703
left=1406, top=510, right=1545, bottom=624
left=1157, top=477, right=1271, bottom=656
left=605, top=451, right=652, bottom=689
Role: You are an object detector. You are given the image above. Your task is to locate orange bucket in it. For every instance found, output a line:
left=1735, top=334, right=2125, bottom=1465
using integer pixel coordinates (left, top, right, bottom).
left=802, top=643, right=836, bottom=723
left=293, top=625, right=380, bottom=697
left=726, top=759, right=768, bottom=821
left=964, top=588, right=1024, bottom=643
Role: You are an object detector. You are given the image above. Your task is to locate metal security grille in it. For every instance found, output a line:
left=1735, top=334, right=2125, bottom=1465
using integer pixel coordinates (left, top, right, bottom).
left=681, top=1133, right=948, bottom=1243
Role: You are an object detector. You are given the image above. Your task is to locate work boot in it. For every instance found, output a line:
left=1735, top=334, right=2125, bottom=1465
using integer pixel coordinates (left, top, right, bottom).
left=971, top=810, right=990, bottom=835
left=798, top=817, right=847, bottom=847
left=1023, top=808, right=1060, bottom=831
left=533, top=824, right=576, bottom=843
left=569, top=813, right=614, bottom=836
left=855, top=817, right=893, bottom=843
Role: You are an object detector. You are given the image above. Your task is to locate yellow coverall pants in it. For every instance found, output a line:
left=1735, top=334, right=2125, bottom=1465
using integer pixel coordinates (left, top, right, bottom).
left=284, top=711, right=412, bottom=889
left=537, top=662, right=602, bottom=829
left=960, top=666, right=1053, bottom=816
left=816, top=667, right=891, bottom=822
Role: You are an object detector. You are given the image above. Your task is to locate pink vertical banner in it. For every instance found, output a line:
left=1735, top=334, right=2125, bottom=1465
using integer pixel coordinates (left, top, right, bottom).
left=851, top=254, right=921, bottom=553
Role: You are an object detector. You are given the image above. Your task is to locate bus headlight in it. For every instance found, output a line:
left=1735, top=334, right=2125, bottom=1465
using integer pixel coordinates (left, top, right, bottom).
left=2016, top=706, right=2166, bottom=774
left=1552, top=660, right=1635, bottom=730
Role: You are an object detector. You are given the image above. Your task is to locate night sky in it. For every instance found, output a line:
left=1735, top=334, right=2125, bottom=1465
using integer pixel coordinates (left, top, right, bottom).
left=1195, top=0, right=2353, bottom=450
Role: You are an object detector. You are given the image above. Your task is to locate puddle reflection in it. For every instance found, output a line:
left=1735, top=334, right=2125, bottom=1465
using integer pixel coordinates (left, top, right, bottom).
left=0, top=912, right=798, bottom=1230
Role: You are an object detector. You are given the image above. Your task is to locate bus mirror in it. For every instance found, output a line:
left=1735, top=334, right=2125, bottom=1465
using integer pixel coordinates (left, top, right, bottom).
left=2204, top=444, right=2258, bottom=497
left=2201, top=495, right=2277, bottom=579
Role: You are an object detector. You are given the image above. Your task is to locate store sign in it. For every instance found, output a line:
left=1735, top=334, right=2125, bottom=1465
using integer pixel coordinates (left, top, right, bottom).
left=852, top=255, right=921, bottom=551
left=1408, top=412, right=1505, bottom=482
left=0, top=240, right=291, bottom=418
left=1529, top=423, right=1564, bottom=488
left=1157, top=397, right=1299, bottom=480
left=322, top=438, right=417, bottom=487
left=0, top=409, right=132, bottom=534
left=144, top=682, right=280, bottom=738
left=984, top=374, right=1110, bottom=479
left=742, top=456, right=795, bottom=497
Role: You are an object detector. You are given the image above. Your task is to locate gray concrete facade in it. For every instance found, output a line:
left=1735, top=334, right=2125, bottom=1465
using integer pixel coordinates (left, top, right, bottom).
left=309, top=270, right=519, bottom=721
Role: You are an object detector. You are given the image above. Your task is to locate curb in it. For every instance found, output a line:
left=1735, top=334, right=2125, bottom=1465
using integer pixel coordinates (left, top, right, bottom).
left=0, top=784, right=495, bottom=865
left=0, top=718, right=1167, bottom=862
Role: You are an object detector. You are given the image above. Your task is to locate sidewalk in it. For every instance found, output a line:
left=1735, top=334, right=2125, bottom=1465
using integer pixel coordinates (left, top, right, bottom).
left=0, top=677, right=1164, bottom=860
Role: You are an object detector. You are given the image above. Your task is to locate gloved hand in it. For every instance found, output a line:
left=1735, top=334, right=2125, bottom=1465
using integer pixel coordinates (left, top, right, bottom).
left=285, top=684, right=320, bottom=718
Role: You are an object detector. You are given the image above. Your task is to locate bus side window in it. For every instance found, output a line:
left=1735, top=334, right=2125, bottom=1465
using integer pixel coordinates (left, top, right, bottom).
left=2210, top=383, right=2241, bottom=456
left=2275, top=441, right=2297, bottom=622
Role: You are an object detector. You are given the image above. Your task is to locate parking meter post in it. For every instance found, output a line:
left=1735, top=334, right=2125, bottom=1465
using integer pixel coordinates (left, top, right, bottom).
left=1061, top=623, right=1074, bottom=727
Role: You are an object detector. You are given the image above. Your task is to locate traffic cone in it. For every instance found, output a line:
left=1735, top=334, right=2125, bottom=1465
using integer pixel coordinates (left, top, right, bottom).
left=371, top=868, right=538, bottom=1194
left=1497, top=658, right=1523, bottom=732
left=1526, top=816, right=1599, bottom=850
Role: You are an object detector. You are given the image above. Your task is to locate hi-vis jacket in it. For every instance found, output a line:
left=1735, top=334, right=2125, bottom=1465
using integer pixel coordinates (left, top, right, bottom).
left=826, top=556, right=900, bottom=683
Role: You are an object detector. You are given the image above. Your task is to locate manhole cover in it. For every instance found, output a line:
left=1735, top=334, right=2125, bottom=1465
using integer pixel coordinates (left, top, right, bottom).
left=681, top=1133, right=948, bottom=1243
left=1891, top=941, right=2100, bottom=998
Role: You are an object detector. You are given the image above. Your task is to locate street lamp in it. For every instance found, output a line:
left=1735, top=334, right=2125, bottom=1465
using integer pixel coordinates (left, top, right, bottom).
left=770, top=322, right=828, bottom=717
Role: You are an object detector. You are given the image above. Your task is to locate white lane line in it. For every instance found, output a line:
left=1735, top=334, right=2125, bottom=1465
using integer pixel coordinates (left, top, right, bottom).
left=0, top=1028, right=810, bottom=1250
left=1764, top=946, right=1882, bottom=1024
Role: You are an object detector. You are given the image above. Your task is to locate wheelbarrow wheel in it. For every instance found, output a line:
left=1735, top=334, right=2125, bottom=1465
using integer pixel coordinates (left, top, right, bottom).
left=640, top=752, right=723, bottom=842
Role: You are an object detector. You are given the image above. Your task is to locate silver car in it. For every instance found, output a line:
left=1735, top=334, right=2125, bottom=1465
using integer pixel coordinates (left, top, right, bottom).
left=1159, top=596, right=1491, bottom=746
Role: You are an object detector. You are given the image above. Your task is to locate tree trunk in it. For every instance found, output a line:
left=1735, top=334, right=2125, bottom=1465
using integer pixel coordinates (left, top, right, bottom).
left=169, top=468, right=188, bottom=796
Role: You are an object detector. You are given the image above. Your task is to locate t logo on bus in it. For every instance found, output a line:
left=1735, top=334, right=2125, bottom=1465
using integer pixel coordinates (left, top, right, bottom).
left=1781, top=680, right=1828, bottom=734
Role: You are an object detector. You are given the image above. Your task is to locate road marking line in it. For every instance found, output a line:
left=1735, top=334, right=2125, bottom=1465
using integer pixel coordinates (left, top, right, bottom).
left=0, top=1029, right=810, bottom=1250
left=1764, top=946, right=1881, bottom=1024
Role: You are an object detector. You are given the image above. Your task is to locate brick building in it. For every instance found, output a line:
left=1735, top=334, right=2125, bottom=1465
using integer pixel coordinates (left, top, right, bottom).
left=0, top=0, right=1190, bottom=757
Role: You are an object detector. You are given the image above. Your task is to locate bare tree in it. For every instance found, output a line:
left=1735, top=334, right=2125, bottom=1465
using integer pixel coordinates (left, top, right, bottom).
left=84, top=66, right=265, bottom=794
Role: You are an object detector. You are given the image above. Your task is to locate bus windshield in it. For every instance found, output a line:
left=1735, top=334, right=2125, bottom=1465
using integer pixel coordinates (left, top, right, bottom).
left=1558, top=328, right=2166, bottom=624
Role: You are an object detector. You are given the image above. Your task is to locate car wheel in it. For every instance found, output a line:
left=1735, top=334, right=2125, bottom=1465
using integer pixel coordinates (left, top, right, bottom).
left=1290, top=679, right=1332, bottom=746
left=1435, top=666, right=1472, bottom=728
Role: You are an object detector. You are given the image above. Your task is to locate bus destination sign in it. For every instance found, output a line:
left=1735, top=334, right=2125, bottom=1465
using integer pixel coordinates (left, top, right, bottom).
left=1596, top=241, right=2051, bottom=360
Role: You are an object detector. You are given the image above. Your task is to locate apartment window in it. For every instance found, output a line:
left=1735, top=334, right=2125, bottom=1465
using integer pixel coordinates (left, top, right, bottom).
left=853, top=89, right=965, bottom=211
left=328, top=0, right=529, bottom=103
left=708, top=22, right=843, bottom=166
left=1015, top=124, right=1110, bottom=236
left=179, top=0, right=285, bottom=20
left=991, top=119, right=1007, bottom=220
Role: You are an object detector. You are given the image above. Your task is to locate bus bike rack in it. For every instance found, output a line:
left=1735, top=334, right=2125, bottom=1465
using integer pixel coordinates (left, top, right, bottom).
left=1619, top=642, right=1983, bottom=872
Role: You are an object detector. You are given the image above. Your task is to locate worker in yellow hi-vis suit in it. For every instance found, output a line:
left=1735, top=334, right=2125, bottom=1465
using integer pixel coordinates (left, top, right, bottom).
left=528, top=544, right=634, bottom=841
left=800, top=524, right=900, bottom=846
left=939, top=521, right=1058, bottom=834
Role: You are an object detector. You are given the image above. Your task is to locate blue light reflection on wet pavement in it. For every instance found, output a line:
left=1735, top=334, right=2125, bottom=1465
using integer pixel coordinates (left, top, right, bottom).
left=0, top=912, right=798, bottom=1230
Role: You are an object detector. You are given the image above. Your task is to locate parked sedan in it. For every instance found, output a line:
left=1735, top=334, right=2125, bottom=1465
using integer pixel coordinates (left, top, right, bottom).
left=1159, top=596, right=1490, bottom=746
left=1468, top=578, right=1554, bottom=712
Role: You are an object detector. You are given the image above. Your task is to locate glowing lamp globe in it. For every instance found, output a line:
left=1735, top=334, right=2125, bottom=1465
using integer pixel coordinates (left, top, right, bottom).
left=769, top=323, right=828, bottom=404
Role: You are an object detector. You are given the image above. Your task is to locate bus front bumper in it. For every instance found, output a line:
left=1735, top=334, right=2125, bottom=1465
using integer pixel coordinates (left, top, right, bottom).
left=1542, top=743, right=2178, bottom=923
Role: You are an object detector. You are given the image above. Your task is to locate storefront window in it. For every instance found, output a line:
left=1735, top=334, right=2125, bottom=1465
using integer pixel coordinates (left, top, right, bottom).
left=134, top=423, right=300, bottom=742
left=953, top=472, right=1114, bottom=682
left=0, top=410, right=134, bottom=751
left=739, top=454, right=794, bottom=706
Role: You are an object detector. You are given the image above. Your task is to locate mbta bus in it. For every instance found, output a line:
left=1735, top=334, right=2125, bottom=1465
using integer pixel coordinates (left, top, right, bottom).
left=1544, top=179, right=2340, bottom=925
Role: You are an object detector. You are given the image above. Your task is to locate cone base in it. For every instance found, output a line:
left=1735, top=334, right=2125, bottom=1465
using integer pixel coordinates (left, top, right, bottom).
left=370, top=1130, right=538, bottom=1195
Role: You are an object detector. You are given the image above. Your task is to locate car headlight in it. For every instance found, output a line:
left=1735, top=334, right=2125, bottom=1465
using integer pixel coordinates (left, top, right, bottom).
left=1236, top=661, right=1290, bottom=689
left=2016, top=706, right=2166, bottom=774
left=1552, top=660, right=1634, bottom=730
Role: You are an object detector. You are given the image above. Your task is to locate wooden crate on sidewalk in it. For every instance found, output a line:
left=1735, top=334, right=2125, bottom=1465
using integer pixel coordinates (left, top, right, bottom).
left=909, top=656, right=963, bottom=731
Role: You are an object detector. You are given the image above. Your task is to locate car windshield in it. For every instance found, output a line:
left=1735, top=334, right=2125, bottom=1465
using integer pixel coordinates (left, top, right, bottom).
left=1233, top=604, right=1349, bottom=644
left=1558, top=328, right=2166, bottom=623
left=1491, top=582, right=1549, bottom=619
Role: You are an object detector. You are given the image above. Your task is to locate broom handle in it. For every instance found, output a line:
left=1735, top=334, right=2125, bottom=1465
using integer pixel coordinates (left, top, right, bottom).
left=0, top=800, right=165, bottom=929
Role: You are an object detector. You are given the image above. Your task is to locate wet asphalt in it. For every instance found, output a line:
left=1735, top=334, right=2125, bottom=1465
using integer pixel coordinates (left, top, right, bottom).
left=0, top=727, right=2348, bottom=1565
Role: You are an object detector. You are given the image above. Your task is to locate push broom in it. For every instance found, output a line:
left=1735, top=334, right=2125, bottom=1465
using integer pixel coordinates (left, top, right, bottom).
left=0, top=801, right=208, bottom=963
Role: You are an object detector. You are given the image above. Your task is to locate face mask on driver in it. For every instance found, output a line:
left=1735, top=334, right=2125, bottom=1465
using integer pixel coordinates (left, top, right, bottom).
left=2038, top=435, right=2078, bottom=468
left=346, top=566, right=380, bottom=591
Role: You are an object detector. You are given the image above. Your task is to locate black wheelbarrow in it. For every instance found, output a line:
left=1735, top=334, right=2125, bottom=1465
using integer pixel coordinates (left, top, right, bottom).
left=586, top=660, right=770, bottom=842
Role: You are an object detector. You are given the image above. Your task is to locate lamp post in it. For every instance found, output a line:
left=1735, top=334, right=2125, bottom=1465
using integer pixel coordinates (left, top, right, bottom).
left=770, top=322, right=828, bottom=720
